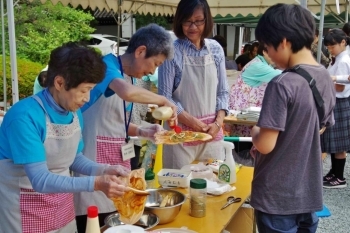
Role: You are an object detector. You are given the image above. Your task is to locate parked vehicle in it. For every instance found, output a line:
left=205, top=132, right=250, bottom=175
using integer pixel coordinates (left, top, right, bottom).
left=86, top=34, right=129, bottom=55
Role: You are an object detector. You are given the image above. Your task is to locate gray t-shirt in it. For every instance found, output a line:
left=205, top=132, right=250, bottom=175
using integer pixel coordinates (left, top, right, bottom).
left=250, top=64, right=336, bottom=215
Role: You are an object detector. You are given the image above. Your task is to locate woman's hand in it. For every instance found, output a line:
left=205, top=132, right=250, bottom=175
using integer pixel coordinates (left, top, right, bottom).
left=161, top=100, right=178, bottom=123
left=94, top=175, right=127, bottom=198
left=136, top=124, right=164, bottom=142
left=206, top=121, right=222, bottom=138
left=103, top=165, right=130, bottom=177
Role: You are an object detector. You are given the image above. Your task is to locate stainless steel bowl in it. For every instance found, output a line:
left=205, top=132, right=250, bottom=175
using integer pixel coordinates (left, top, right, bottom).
left=144, top=188, right=186, bottom=224
left=104, top=212, right=159, bottom=230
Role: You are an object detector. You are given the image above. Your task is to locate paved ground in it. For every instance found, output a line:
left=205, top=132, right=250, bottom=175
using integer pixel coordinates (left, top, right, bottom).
left=317, top=155, right=350, bottom=233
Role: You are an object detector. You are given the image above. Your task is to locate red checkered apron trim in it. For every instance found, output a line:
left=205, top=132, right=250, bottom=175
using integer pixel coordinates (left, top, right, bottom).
left=182, top=114, right=224, bottom=146
left=96, top=136, right=131, bottom=169
left=20, top=188, right=75, bottom=233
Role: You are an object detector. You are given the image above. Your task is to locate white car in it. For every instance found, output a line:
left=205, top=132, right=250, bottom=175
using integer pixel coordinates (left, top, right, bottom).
left=87, top=34, right=129, bottom=55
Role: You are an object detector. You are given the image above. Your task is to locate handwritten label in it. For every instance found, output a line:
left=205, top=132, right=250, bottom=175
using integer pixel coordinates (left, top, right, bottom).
left=121, top=142, right=135, bottom=161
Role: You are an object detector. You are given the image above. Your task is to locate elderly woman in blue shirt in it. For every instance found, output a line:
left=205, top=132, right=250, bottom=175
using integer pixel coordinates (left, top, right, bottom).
left=158, top=0, right=229, bottom=169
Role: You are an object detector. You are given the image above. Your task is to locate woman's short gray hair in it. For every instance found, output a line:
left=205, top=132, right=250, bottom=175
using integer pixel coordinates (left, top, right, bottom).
left=126, top=23, right=174, bottom=59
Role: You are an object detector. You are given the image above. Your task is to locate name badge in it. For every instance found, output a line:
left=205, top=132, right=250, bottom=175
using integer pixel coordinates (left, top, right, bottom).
left=121, top=141, right=135, bottom=161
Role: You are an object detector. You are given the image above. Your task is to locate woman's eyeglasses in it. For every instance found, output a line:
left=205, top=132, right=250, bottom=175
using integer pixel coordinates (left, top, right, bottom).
left=182, top=19, right=206, bottom=27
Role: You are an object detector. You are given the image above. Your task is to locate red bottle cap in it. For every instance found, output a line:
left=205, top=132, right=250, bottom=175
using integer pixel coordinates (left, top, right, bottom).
left=87, top=206, right=98, bottom=218
left=174, top=126, right=182, bottom=134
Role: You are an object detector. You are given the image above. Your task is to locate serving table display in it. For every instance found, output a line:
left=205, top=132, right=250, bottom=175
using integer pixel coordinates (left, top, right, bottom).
left=152, top=167, right=254, bottom=233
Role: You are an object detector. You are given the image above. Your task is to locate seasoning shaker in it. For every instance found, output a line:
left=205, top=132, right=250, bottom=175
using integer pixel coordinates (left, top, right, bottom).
left=189, top=178, right=207, bottom=218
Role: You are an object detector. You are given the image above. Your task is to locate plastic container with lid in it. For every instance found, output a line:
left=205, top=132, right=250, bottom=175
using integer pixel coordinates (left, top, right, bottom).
left=85, top=206, right=100, bottom=233
left=181, top=164, right=214, bottom=180
left=145, top=170, right=156, bottom=189
left=189, top=179, right=207, bottom=218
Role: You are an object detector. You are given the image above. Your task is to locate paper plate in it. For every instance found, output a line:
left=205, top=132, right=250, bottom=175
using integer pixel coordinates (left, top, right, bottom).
left=155, top=228, right=197, bottom=233
left=104, top=225, right=145, bottom=233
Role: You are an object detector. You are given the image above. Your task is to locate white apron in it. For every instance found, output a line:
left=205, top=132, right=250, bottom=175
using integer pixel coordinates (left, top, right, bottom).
left=74, top=94, right=131, bottom=216
left=0, top=96, right=80, bottom=233
left=163, top=39, right=225, bottom=169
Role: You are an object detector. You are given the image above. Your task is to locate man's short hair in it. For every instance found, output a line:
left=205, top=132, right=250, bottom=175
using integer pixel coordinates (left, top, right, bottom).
left=255, top=4, right=315, bottom=53
left=342, top=22, right=350, bottom=36
left=38, top=71, right=47, bottom=88
left=212, top=35, right=227, bottom=48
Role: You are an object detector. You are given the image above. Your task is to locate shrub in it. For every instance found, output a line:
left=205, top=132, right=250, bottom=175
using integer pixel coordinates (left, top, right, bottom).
left=0, top=56, right=44, bottom=104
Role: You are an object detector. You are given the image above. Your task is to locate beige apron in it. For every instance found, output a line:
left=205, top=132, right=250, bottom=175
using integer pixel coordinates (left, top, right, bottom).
left=163, top=39, right=225, bottom=169
left=0, top=95, right=79, bottom=233
left=74, top=94, right=131, bottom=216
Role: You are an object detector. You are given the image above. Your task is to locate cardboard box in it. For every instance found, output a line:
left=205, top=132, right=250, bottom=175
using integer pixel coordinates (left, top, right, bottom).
left=225, top=206, right=255, bottom=233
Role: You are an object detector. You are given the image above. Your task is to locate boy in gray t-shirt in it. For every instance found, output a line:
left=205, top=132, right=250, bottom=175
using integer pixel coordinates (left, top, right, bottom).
left=250, top=4, right=336, bottom=233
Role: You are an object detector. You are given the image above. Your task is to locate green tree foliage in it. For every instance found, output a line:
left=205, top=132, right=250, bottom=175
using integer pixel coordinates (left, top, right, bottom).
left=0, top=0, right=95, bottom=64
left=134, top=13, right=171, bottom=30
left=0, top=56, right=43, bottom=103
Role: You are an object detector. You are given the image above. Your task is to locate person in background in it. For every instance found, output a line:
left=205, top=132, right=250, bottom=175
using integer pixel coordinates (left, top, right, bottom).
left=225, top=42, right=281, bottom=166
left=251, top=4, right=335, bottom=232
left=74, top=24, right=175, bottom=232
left=342, top=22, right=350, bottom=56
left=33, top=65, right=48, bottom=94
left=311, top=29, right=330, bottom=67
left=0, top=42, right=130, bottom=233
left=227, top=43, right=281, bottom=137
left=212, top=35, right=237, bottom=70
left=158, top=0, right=229, bottom=169
left=242, top=43, right=251, bottom=54
left=129, top=69, right=159, bottom=170
left=235, top=41, right=259, bottom=71
left=321, top=28, right=350, bottom=189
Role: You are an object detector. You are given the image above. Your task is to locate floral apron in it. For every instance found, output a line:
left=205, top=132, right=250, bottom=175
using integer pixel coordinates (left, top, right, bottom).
left=0, top=95, right=79, bottom=233
left=74, top=94, right=131, bottom=216
left=226, top=60, right=267, bottom=137
left=163, top=39, right=224, bottom=169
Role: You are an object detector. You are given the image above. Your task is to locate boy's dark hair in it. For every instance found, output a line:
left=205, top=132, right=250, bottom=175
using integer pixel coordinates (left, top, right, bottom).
left=255, top=4, right=315, bottom=53
left=37, top=71, right=47, bottom=88
left=173, top=0, right=213, bottom=40
left=324, top=28, right=350, bottom=46
left=46, top=42, right=106, bottom=90
left=257, top=42, right=267, bottom=56
left=342, top=22, right=350, bottom=36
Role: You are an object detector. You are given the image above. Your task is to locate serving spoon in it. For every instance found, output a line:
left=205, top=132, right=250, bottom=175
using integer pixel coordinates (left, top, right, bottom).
left=127, top=187, right=150, bottom=196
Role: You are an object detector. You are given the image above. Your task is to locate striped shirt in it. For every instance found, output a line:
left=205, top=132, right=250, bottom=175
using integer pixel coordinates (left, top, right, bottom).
left=158, top=38, right=229, bottom=114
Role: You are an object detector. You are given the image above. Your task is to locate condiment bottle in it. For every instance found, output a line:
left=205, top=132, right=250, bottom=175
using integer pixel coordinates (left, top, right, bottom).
left=189, top=178, right=207, bottom=218
left=152, top=106, right=173, bottom=120
left=85, top=206, right=100, bottom=233
left=145, top=170, right=156, bottom=189
left=152, top=106, right=181, bottom=133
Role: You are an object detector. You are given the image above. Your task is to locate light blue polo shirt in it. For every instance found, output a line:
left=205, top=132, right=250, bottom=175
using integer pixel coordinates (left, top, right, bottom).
left=0, top=91, right=84, bottom=164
